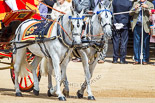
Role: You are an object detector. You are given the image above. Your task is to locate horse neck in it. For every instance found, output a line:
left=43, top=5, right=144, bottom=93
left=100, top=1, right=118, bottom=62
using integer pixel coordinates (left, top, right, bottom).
left=59, top=15, right=73, bottom=46
left=91, top=15, right=103, bottom=39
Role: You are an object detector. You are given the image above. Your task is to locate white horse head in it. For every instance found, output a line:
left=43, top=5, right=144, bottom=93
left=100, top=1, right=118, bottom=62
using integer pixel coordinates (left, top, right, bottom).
left=96, top=2, right=113, bottom=39
left=68, top=9, right=85, bottom=46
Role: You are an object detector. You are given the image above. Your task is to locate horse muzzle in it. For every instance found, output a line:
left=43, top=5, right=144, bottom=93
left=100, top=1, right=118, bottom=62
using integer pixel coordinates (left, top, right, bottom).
left=73, top=40, right=82, bottom=47
left=72, top=33, right=82, bottom=46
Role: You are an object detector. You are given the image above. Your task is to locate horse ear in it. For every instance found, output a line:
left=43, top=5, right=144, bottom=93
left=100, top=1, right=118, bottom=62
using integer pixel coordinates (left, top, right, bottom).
left=72, top=0, right=75, bottom=9
left=71, top=7, right=74, bottom=16
left=107, top=2, right=112, bottom=10
left=80, top=9, right=84, bottom=16
left=99, top=2, right=102, bottom=9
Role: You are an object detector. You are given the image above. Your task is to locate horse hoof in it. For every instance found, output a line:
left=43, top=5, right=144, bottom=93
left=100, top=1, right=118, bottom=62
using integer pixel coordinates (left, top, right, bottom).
left=47, top=90, right=52, bottom=97
left=58, top=97, right=66, bottom=101
left=63, top=89, right=69, bottom=97
left=77, top=90, right=83, bottom=98
left=33, top=89, right=39, bottom=96
left=88, top=96, right=95, bottom=100
left=16, top=92, right=23, bottom=97
left=47, top=90, right=57, bottom=97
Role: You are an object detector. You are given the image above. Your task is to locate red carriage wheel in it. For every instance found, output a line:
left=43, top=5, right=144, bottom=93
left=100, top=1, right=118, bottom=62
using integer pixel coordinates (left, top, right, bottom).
left=10, top=52, right=41, bottom=92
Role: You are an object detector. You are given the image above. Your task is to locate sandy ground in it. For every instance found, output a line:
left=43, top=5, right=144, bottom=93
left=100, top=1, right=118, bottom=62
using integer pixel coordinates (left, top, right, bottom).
left=0, top=57, right=155, bottom=103
left=0, top=42, right=155, bottom=103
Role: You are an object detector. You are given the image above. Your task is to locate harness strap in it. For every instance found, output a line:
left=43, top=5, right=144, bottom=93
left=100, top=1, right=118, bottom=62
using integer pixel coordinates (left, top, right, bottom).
left=8, top=36, right=57, bottom=55
left=38, top=21, right=49, bottom=40
left=57, top=16, right=73, bottom=48
left=88, top=51, right=98, bottom=65
left=12, top=43, right=34, bottom=53
left=38, top=43, right=48, bottom=58
left=43, top=42, right=51, bottom=58
left=60, top=49, right=70, bottom=65
left=38, top=42, right=51, bottom=58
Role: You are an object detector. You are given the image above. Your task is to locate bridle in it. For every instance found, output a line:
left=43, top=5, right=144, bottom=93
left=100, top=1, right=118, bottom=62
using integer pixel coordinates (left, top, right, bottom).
left=68, top=15, right=85, bottom=33
left=89, top=9, right=113, bottom=51
left=97, top=9, right=113, bottom=30
left=68, top=15, right=85, bottom=46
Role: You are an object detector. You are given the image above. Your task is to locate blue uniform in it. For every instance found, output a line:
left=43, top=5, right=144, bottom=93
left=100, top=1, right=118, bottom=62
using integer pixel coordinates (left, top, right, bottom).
left=38, top=3, right=48, bottom=19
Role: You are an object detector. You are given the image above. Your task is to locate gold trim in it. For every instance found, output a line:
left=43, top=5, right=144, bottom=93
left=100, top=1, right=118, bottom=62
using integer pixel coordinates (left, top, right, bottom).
left=21, top=22, right=55, bottom=41
left=0, top=13, right=7, bottom=20
left=26, top=2, right=39, bottom=14
left=0, top=22, right=1, bottom=29
left=0, top=66, right=13, bottom=70
left=34, top=0, right=39, bottom=6
left=15, top=13, right=29, bottom=19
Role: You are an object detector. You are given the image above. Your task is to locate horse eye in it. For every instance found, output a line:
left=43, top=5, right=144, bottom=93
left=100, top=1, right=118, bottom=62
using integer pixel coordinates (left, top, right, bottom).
left=99, top=17, right=102, bottom=21
left=98, top=16, right=100, bottom=20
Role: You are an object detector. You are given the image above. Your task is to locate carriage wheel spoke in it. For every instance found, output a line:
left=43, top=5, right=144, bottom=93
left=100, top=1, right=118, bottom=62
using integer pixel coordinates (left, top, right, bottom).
left=24, top=77, right=27, bottom=88
left=12, top=71, right=15, bottom=79
left=19, top=78, right=23, bottom=86
left=30, top=56, right=34, bottom=60
left=28, top=75, right=33, bottom=84
left=26, top=68, right=31, bottom=73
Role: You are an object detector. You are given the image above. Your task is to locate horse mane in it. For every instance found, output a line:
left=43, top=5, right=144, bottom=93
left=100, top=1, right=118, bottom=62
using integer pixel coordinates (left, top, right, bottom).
left=58, top=11, right=73, bottom=46
left=91, top=14, right=103, bottom=40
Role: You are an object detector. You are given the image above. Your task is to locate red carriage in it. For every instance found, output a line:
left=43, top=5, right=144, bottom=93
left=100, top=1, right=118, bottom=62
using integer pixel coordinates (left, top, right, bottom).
left=0, top=9, right=41, bottom=92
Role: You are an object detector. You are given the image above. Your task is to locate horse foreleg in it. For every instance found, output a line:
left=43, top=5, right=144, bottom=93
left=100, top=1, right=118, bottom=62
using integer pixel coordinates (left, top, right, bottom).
left=51, top=56, right=66, bottom=101
left=86, top=53, right=99, bottom=100
left=49, top=57, right=70, bottom=98
left=62, top=76, right=69, bottom=97
left=77, top=51, right=99, bottom=100
left=48, top=69, right=69, bottom=97
left=76, top=50, right=94, bottom=100
left=61, top=59, right=70, bottom=97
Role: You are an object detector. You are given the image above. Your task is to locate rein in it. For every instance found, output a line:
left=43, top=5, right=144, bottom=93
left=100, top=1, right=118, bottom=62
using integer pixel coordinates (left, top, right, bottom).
left=58, top=16, right=73, bottom=48
left=82, top=33, right=104, bottom=37
left=81, top=9, right=112, bottom=51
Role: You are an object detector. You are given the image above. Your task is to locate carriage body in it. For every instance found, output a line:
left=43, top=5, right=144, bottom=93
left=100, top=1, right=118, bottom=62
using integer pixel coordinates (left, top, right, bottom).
left=0, top=10, right=41, bottom=92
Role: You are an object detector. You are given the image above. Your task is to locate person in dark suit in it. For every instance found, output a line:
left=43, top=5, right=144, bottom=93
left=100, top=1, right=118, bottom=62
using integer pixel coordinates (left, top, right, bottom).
left=152, top=0, right=155, bottom=8
left=44, top=0, right=56, bottom=19
left=112, top=0, right=132, bottom=64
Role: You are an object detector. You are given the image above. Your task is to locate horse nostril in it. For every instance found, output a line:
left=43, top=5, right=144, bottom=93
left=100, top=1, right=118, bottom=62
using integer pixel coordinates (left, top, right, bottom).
left=77, top=24, right=80, bottom=28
